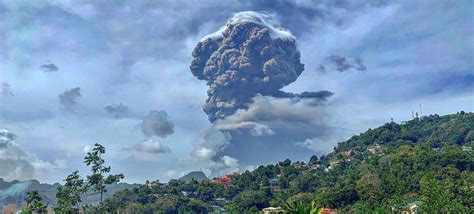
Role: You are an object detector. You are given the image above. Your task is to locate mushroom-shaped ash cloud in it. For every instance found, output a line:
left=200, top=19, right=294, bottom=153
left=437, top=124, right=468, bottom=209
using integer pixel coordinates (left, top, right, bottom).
left=190, top=11, right=331, bottom=122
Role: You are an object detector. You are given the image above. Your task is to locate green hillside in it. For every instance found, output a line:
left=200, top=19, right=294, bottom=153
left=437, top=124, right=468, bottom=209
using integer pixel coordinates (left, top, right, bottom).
left=85, top=112, right=473, bottom=213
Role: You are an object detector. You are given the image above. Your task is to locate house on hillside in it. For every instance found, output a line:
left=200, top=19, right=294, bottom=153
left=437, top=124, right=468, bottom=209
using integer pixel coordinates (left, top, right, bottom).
left=181, top=191, right=193, bottom=197
left=144, top=180, right=162, bottom=187
left=340, top=150, right=353, bottom=157
left=213, top=198, right=229, bottom=206
left=326, top=160, right=342, bottom=171
left=368, top=144, right=382, bottom=154
left=212, top=172, right=239, bottom=185
left=292, top=162, right=308, bottom=170
left=320, top=208, right=336, bottom=214
left=461, top=146, right=472, bottom=152
left=262, top=207, right=284, bottom=213
left=213, top=177, right=231, bottom=185
left=269, top=178, right=278, bottom=186
left=4, top=205, right=55, bottom=214
left=310, top=164, right=321, bottom=170
left=211, top=205, right=228, bottom=214
left=402, top=200, right=422, bottom=214
left=2, top=204, right=21, bottom=214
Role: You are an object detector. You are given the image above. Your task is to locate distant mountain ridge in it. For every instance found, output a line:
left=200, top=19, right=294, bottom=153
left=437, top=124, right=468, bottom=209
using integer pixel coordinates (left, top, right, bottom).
left=179, top=171, right=209, bottom=182
left=0, top=178, right=138, bottom=212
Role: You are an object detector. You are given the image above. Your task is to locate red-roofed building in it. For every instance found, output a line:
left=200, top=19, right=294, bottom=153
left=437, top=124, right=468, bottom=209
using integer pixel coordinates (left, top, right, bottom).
left=213, top=177, right=231, bottom=185
left=340, top=150, right=353, bottom=157
left=212, top=172, right=239, bottom=185
left=320, top=208, right=336, bottom=214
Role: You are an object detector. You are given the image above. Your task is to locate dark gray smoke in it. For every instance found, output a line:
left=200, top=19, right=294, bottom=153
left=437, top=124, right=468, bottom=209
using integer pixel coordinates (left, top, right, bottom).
left=59, top=87, right=81, bottom=112
left=190, top=11, right=332, bottom=122
left=2, top=83, right=13, bottom=96
left=273, top=90, right=334, bottom=100
left=318, top=55, right=367, bottom=73
left=105, top=103, right=128, bottom=118
left=353, top=58, right=367, bottom=71
left=40, top=62, right=59, bottom=72
left=141, top=110, right=174, bottom=138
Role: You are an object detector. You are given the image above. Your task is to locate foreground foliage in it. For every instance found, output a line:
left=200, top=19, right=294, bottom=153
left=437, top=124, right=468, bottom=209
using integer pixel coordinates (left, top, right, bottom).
left=22, top=191, right=47, bottom=214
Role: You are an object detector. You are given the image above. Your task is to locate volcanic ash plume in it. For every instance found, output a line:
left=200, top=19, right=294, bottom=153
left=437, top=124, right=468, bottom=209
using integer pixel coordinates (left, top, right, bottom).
left=40, top=62, right=59, bottom=72
left=105, top=103, right=129, bottom=118
left=318, top=55, right=367, bottom=73
left=2, top=82, right=13, bottom=96
left=190, top=11, right=331, bottom=122
left=59, top=87, right=81, bottom=112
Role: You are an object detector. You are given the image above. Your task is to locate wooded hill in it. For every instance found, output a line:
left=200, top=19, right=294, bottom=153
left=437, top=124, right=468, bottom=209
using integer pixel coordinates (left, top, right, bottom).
left=82, top=112, right=474, bottom=213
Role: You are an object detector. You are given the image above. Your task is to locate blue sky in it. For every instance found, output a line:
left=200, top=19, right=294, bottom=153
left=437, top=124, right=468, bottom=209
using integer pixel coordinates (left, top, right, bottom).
left=0, top=0, right=472, bottom=183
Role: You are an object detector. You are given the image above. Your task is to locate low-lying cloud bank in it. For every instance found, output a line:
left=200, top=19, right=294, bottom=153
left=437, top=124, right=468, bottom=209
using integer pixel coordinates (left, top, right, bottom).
left=124, top=139, right=171, bottom=160
left=0, top=129, right=62, bottom=181
left=188, top=95, right=342, bottom=176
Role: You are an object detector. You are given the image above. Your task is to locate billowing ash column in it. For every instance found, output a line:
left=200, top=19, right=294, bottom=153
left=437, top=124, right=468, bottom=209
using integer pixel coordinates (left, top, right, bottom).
left=190, top=11, right=330, bottom=122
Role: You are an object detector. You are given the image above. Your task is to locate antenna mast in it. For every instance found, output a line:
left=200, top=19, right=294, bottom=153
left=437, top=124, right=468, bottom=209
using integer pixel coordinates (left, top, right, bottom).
left=419, top=104, right=422, bottom=117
